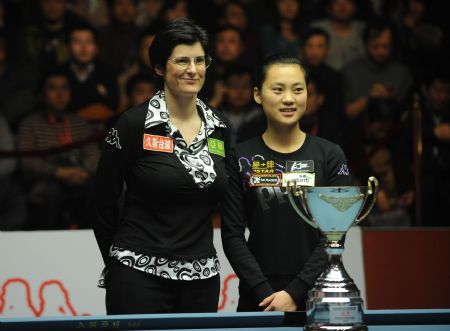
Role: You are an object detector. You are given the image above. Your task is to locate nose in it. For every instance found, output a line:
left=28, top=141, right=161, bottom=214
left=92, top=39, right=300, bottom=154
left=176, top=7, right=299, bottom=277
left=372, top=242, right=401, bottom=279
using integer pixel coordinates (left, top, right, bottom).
left=282, top=91, right=294, bottom=104
left=186, top=60, right=197, bottom=74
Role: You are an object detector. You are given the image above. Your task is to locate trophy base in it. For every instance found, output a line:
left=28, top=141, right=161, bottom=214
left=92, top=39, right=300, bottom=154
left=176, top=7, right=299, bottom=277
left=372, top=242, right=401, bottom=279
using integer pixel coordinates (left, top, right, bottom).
left=305, top=325, right=367, bottom=331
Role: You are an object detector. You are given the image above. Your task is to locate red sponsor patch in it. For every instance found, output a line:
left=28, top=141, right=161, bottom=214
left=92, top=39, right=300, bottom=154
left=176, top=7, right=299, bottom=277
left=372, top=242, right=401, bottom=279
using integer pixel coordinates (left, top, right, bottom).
left=143, top=134, right=173, bottom=153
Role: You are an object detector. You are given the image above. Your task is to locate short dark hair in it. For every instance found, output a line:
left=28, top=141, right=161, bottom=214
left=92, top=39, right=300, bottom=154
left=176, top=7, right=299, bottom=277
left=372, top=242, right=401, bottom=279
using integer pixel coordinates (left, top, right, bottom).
left=68, top=22, right=99, bottom=44
left=214, top=24, right=245, bottom=43
left=302, top=27, right=330, bottom=45
left=223, top=65, right=254, bottom=84
left=363, top=19, right=394, bottom=45
left=255, top=53, right=307, bottom=89
left=148, top=18, right=209, bottom=75
left=38, top=69, right=71, bottom=93
left=125, top=72, right=158, bottom=98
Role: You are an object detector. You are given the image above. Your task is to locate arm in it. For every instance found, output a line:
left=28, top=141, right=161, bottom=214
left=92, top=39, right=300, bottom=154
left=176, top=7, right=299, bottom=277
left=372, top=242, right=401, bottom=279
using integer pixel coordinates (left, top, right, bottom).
left=91, top=114, right=135, bottom=266
left=221, top=149, right=274, bottom=303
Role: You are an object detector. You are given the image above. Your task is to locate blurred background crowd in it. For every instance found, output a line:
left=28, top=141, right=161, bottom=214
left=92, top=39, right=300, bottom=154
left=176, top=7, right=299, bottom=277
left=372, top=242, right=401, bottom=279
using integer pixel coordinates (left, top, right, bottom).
left=0, top=0, right=449, bottom=231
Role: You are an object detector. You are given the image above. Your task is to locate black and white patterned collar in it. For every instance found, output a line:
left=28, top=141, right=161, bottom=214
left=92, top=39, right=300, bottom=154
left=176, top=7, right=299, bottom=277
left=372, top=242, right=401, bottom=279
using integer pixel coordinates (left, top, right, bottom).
left=145, top=90, right=226, bottom=130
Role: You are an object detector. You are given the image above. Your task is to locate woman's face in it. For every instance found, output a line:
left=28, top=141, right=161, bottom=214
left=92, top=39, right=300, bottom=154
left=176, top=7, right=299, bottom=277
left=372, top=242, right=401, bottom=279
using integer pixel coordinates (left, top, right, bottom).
left=276, top=0, right=300, bottom=21
left=254, top=64, right=307, bottom=128
left=159, top=42, right=207, bottom=97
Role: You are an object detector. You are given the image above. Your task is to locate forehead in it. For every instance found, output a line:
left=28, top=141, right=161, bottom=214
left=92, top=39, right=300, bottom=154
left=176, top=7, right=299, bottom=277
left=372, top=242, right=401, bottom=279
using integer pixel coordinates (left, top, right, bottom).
left=264, top=64, right=305, bottom=85
left=170, top=42, right=204, bottom=57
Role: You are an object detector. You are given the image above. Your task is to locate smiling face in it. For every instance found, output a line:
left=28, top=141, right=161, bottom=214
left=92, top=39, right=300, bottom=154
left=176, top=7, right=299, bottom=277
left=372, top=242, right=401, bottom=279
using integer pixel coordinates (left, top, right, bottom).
left=254, top=64, right=307, bottom=129
left=157, top=42, right=207, bottom=97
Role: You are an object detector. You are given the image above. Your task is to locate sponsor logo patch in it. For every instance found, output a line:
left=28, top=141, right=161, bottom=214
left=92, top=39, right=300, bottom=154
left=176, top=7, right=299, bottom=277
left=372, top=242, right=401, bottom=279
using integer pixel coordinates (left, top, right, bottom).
left=286, top=160, right=314, bottom=173
left=249, top=173, right=282, bottom=187
left=143, top=134, right=173, bottom=153
left=207, top=138, right=225, bottom=157
left=251, top=160, right=275, bottom=174
left=105, top=128, right=122, bottom=150
left=282, top=172, right=315, bottom=187
left=338, top=163, right=350, bottom=175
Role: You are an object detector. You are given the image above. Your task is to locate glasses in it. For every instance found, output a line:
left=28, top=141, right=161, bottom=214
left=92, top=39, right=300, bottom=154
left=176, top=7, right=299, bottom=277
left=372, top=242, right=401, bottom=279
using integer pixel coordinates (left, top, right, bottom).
left=168, top=55, right=212, bottom=69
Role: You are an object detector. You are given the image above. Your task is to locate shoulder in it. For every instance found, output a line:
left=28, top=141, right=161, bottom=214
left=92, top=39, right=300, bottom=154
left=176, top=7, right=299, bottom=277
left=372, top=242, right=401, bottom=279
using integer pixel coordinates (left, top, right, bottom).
left=117, top=102, right=149, bottom=127
left=307, top=135, right=344, bottom=155
left=235, top=136, right=261, bottom=154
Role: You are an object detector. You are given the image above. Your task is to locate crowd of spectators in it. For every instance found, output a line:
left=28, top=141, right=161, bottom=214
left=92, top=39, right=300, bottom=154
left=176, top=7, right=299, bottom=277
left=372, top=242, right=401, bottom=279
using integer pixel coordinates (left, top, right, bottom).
left=0, top=0, right=449, bottom=230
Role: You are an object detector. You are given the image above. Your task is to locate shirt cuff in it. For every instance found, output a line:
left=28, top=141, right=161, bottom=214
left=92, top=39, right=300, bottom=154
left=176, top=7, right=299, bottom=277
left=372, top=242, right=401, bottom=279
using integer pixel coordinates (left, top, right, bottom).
left=253, top=281, right=274, bottom=303
left=284, top=277, right=309, bottom=306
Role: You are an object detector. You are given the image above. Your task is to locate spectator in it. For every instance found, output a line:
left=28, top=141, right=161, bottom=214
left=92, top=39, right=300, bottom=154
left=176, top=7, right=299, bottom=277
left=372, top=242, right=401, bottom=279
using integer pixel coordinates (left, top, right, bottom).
left=343, top=19, right=413, bottom=119
left=117, top=25, right=158, bottom=112
left=125, top=72, right=158, bottom=107
left=153, top=0, right=189, bottom=26
left=300, top=74, right=344, bottom=148
left=0, top=115, right=28, bottom=231
left=220, top=66, right=264, bottom=146
left=20, top=0, right=85, bottom=72
left=16, top=70, right=99, bottom=230
left=300, top=27, right=345, bottom=116
left=310, top=0, right=366, bottom=70
left=98, top=0, right=140, bottom=75
left=135, top=0, right=164, bottom=28
left=0, top=30, right=39, bottom=131
left=349, top=98, right=413, bottom=226
left=60, top=23, right=118, bottom=124
left=259, top=0, right=306, bottom=58
left=418, top=70, right=450, bottom=226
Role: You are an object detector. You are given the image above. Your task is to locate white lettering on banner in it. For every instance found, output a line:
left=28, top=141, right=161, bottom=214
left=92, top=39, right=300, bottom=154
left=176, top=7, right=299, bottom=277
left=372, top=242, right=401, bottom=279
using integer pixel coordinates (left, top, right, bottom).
left=0, top=229, right=365, bottom=316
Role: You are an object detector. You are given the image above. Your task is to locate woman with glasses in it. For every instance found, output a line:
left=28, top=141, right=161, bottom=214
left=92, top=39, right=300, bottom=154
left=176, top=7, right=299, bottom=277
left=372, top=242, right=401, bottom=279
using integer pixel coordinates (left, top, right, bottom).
left=92, top=18, right=229, bottom=314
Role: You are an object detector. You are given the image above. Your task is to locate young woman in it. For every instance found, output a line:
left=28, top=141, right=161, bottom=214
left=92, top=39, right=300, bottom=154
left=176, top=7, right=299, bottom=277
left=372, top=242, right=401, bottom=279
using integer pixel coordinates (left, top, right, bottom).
left=221, top=54, right=350, bottom=312
left=92, top=18, right=229, bottom=314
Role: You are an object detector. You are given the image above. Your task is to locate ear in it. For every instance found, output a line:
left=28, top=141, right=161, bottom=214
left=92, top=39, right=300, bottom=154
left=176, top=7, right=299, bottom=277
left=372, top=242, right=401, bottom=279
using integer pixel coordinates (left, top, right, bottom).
left=155, top=65, right=164, bottom=77
left=253, top=87, right=262, bottom=104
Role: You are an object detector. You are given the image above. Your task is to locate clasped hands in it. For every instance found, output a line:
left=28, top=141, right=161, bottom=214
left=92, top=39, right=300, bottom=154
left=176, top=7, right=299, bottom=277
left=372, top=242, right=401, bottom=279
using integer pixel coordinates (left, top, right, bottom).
left=259, top=290, right=297, bottom=312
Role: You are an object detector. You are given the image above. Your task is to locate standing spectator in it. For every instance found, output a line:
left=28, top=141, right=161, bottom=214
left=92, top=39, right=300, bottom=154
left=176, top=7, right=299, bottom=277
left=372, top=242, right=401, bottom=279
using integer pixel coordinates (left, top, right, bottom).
left=259, top=0, right=306, bottom=58
left=98, top=0, right=140, bottom=75
left=0, top=30, right=39, bottom=131
left=310, top=0, right=365, bottom=71
left=300, top=27, right=345, bottom=116
left=60, top=23, right=118, bottom=123
left=20, top=0, right=85, bottom=72
left=16, top=70, right=99, bottom=230
left=0, top=115, right=28, bottom=231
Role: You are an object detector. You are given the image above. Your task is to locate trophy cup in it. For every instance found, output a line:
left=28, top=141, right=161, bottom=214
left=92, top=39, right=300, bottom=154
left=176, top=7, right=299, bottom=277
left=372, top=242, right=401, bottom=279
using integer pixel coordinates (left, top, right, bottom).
left=287, top=177, right=379, bottom=331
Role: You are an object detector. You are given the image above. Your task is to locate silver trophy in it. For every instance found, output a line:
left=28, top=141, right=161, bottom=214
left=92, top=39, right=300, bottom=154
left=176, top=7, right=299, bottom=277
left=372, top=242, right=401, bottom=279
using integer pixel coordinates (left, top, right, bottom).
left=287, top=177, right=379, bottom=331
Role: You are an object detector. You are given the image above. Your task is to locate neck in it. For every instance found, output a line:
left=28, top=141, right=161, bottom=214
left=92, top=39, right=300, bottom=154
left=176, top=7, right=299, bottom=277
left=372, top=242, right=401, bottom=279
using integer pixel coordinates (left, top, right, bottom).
left=263, top=123, right=306, bottom=153
left=332, top=20, right=352, bottom=34
left=164, top=88, right=198, bottom=121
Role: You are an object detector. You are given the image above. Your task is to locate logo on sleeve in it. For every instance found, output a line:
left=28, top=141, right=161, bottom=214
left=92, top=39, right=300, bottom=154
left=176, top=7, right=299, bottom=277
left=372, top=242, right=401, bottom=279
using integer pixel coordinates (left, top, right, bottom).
left=207, top=138, right=225, bottom=157
left=338, top=164, right=350, bottom=175
left=143, top=134, right=173, bottom=153
left=286, top=160, right=314, bottom=173
left=105, top=128, right=122, bottom=150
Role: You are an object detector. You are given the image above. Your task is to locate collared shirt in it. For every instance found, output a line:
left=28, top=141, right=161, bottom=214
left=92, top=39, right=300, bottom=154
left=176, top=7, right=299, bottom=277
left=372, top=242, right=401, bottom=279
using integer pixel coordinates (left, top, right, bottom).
left=100, top=91, right=225, bottom=284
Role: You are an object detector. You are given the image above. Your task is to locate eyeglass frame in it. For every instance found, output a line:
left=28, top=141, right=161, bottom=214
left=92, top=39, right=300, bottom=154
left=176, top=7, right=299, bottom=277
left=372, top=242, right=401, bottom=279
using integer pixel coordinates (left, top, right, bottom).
left=167, top=55, right=213, bottom=69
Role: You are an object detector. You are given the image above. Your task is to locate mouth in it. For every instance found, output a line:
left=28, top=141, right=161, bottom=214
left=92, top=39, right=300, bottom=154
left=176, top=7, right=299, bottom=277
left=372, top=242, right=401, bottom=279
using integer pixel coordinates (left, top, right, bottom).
left=279, top=108, right=296, bottom=113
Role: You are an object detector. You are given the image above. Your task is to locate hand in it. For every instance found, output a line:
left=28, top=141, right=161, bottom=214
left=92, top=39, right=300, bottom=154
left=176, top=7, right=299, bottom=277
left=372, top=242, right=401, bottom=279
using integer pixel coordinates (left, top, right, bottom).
left=208, top=80, right=227, bottom=108
left=55, top=167, right=89, bottom=185
left=259, top=291, right=297, bottom=312
left=398, top=190, right=414, bottom=208
left=376, top=190, right=391, bottom=212
left=370, top=83, right=396, bottom=99
left=434, top=123, right=450, bottom=142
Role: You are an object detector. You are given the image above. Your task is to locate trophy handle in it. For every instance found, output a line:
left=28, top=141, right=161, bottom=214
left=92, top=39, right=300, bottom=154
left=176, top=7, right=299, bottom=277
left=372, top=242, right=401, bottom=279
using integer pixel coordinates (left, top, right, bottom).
left=355, top=176, right=379, bottom=224
left=287, top=181, right=318, bottom=229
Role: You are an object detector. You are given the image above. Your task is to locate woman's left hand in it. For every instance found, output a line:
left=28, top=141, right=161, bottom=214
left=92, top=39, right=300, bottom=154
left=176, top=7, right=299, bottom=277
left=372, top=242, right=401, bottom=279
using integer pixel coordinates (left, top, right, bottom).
left=259, top=290, right=298, bottom=312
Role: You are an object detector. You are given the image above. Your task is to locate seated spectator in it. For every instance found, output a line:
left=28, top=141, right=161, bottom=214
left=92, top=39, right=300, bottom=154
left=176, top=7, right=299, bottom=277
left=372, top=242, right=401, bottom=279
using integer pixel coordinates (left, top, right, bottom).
left=0, top=30, right=39, bottom=131
left=125, top=72, right=158, bottom=107
left=259, top=0, right=306, bottom=58
left=300, top=74, right=345, bottom=148
left=98, top=0, right=140, bottom=76
left=117, top=25, right=158, bottom=112
left=418, top=69, right=450, bottom=226
left=19, top=0, right=85, bottom=72
left=300, top=27, right=345, bottom=116
left=349, top=98, right=413, bottom=226
left=59, top=23, right=118, bottom=125
left=0, top=115, right=28, bottom=230
left=16, top=70, right=100, bottom=230
left=310, top=0, right=366, bottom=71
left=219, top=66, right=264, bottom=146
left=343, top=19, right=413, bottom=120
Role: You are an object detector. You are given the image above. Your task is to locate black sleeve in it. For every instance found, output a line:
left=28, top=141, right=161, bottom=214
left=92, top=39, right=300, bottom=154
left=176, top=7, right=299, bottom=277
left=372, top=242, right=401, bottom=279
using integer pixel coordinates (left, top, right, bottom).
left=91, top=113, right=137, bottom=266
left=284, top=236, right=327, bottom=305
left=221, top=148, right=274, bottom=302
left=327, top=144, right=351, bottom=186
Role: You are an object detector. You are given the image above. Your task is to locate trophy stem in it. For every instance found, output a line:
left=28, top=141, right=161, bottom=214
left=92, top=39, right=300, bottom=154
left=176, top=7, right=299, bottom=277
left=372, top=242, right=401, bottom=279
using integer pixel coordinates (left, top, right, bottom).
left=305, top=239, right=367, bottom=331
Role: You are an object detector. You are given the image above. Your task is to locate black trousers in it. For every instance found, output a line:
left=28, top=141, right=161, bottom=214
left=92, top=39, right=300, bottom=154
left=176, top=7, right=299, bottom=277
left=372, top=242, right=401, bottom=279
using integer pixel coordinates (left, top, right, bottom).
left=105, top=260, right=220, bottom=314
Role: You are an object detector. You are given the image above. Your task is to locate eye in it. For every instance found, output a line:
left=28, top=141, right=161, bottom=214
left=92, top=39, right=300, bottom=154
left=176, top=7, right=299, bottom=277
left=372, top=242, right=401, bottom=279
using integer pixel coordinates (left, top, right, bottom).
left=294, top=87, right=304, bottom=93
left=194, top=56, right=206, bottom=65
left=272, top=87, right=282, bottom=93
left=175, top=57, right=190, bottom=66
